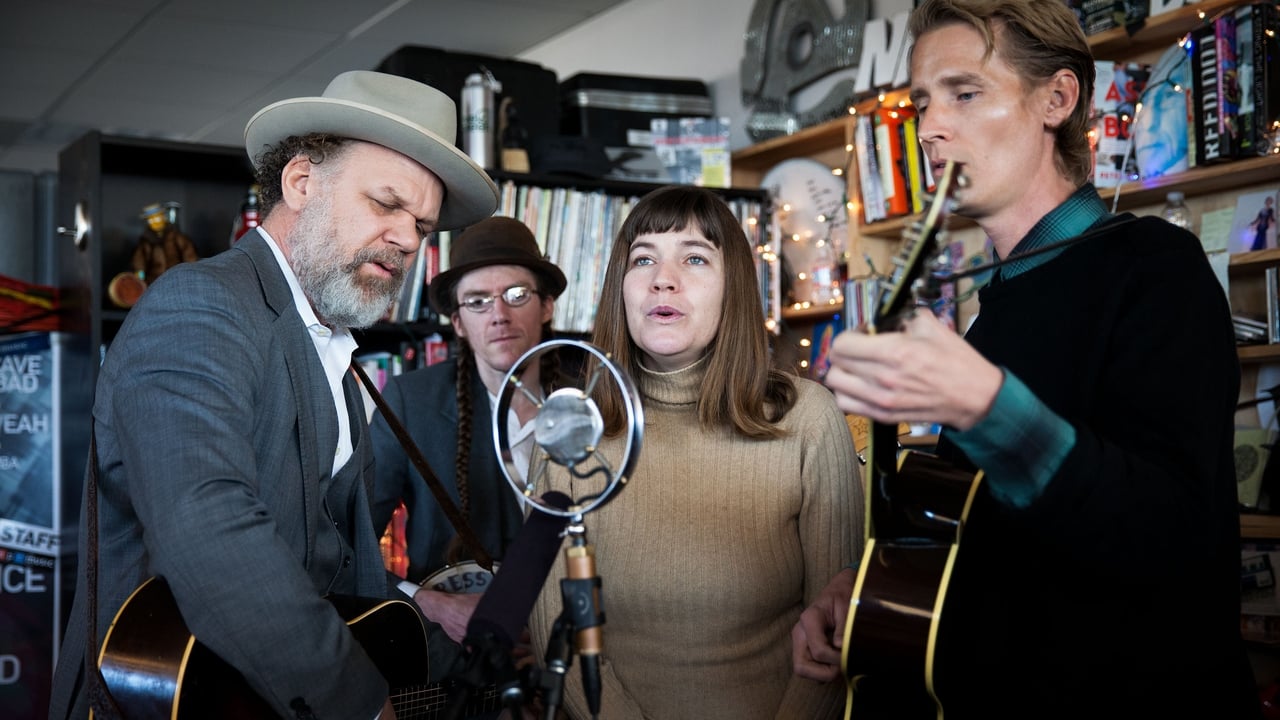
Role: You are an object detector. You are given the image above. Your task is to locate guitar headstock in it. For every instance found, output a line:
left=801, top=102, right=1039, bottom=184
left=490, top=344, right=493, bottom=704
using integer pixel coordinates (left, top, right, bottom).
left=870, top=160, right=966, bottom=331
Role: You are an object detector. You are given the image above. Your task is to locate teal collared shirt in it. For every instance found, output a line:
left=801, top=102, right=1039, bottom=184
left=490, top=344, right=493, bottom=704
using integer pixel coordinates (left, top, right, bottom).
left=946, top=184, right=1111, bottom=508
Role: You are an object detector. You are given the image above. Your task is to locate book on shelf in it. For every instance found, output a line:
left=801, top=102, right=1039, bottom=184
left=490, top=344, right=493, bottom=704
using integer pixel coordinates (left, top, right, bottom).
left=1237, top=2, right=1280, bottom=158
left=844, top=275, right=880, bottom=329
left=902, top=113, right=927, bottom=214
left=872, top=106, right=911, bottom=218
left=1190, top=12, right=1244, bottom=165
left=437, top=229, right=452, bottom=275
left=355, top=351, right=399, bottom=392
left=385, top=238, right=429, bottom=324
left=1091, top=61, right=1149, bottom=187
left=854, top=113, right=886, bottom=224
left=1271, top=266, right=1279, bottom=345
left=1132, top=42, right=1193, bottom=180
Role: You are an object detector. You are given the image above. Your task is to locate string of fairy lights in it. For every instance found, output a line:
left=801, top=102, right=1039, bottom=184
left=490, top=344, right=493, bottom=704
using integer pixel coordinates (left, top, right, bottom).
left=773, top=2, right=1280, bottom=372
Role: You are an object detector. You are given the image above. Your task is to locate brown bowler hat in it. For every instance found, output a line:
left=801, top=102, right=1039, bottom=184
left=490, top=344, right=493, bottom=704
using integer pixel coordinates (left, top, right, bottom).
left=428, top=216, right=567, bottom=314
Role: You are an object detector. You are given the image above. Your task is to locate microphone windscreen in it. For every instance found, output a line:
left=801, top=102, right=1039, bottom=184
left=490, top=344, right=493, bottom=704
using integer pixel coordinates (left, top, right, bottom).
left=466, top=491, right=571, bottom=648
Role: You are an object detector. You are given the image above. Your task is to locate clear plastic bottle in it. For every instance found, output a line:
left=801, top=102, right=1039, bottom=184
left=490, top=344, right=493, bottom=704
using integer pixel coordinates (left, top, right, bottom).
left=1160, top=191, right=1193, bottom=232
left=809, top=239, right=839, bottom=305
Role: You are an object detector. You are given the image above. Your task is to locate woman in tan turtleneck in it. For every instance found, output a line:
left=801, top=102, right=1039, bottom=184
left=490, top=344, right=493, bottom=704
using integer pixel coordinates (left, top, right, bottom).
left=528, top=185, right=864, bottom=720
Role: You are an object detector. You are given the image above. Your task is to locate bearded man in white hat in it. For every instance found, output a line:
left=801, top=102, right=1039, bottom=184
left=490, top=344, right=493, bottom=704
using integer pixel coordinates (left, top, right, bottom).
left=50, top=71, right=498, bottom=720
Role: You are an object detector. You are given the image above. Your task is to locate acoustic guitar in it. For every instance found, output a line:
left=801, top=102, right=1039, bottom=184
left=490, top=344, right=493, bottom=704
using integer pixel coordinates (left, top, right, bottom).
left=96, top=576, right=500, bottom=719
left=839, top=161, right=983, bottom=720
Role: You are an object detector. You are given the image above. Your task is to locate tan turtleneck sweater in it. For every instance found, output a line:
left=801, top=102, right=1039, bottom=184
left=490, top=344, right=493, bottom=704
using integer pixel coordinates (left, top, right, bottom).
left=529, top=358, right=863, bottom=719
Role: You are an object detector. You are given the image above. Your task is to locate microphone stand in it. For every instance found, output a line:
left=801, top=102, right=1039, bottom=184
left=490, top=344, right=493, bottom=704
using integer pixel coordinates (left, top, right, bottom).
left=489, top=341, right=639, bottom=720
left=534, top=614, right=574, bottom=720
left=535, top=514, right=606, bottom=720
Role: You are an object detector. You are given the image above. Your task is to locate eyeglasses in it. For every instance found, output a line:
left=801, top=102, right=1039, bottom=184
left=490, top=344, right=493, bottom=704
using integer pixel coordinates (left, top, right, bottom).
left=459, top=285, right=538, bottom=313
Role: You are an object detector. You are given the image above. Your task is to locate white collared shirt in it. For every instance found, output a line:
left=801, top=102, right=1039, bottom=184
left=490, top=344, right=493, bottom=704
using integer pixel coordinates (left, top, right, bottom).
left=260, top=229, right=359, bottom=475
left=489, top=391, right=538, bottom=484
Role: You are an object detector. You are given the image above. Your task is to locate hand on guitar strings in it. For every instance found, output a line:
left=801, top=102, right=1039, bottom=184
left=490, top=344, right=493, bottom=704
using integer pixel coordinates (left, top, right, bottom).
left=410, top=587, right=485, bottom=643
left=824, top=311, right=1002, bottom=432
left=791, top=566, right=857, bottom=683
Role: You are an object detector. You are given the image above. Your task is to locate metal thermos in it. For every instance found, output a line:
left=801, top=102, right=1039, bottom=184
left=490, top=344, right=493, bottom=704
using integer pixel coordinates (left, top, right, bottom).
left=462, top=69, right=501, bottom=169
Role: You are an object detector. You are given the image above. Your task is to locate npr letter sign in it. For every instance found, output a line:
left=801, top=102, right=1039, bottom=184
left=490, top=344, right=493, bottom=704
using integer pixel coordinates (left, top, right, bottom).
left=0, top=332, right=67, bottom=719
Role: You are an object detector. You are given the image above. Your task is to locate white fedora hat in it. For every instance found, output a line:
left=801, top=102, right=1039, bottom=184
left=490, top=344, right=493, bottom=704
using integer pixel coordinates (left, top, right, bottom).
left=244, top=70, right=498, bottom=231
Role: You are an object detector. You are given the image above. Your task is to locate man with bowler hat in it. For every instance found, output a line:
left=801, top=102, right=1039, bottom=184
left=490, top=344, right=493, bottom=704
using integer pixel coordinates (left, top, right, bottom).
left=372, top=216, right=568, bottom=645
left=50, top=70, right=498, bottom=720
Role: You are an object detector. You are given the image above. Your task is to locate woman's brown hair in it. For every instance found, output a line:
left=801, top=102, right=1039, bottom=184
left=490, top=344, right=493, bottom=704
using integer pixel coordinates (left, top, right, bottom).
left=591, top=185, right=796, bottom=439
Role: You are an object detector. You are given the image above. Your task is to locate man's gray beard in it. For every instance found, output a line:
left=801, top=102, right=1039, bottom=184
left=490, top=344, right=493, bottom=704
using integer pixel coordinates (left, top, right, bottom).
left=289, top=199, right=406, bottom=329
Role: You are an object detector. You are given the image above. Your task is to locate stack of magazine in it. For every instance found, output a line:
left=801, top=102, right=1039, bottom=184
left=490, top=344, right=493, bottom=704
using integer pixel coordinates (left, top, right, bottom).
left=1236, top=315, right=1271, bottom=345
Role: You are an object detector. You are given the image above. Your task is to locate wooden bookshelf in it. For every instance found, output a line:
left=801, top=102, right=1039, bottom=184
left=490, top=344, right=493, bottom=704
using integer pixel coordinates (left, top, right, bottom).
left=1242, top=513, right=1280, bottom=540
left=1095, top=156, right=1280, bottom=212
left=1087, top=0, right=1242, bottom=59
left=781, top=302, right=841, bottom=322
left=1239, top=345, right=1280, bottom=365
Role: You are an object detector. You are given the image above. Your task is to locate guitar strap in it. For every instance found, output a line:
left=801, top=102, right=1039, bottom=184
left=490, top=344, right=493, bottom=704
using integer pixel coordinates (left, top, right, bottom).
left=350, top=361, right=494, bottom=572
left=84, top=420, right=124, bottom=720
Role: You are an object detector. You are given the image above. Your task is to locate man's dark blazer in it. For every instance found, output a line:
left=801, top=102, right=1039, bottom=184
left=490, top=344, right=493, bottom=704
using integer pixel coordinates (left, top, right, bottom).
left=370, top=357, right=524, bottom=583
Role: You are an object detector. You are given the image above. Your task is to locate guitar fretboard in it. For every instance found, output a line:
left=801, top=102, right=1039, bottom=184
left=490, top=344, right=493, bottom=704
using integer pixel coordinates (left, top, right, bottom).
left=392, top=683, right=501, bottom=720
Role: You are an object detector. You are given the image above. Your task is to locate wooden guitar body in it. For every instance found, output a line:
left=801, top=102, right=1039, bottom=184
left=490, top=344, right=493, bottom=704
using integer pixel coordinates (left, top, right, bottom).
left=96, top=576, right=497, bottom=719
left=839, top=161, right=983, bottom=719
left=842, top=449, right=982, bottom=719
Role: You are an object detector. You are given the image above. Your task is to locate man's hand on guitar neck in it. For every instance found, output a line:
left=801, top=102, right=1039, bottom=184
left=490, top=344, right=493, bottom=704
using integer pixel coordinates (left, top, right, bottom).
left=824, top=311, right=1002, bottom=432
left=409, top=586, right=483, bottom=643
left=791, top=567, right=856, bottom=682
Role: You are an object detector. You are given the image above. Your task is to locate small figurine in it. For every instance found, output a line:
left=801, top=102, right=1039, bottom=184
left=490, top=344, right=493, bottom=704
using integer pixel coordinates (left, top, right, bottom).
left=131, top=201, right=198, bottom=284
left=230, top=185, right=261, bottom=244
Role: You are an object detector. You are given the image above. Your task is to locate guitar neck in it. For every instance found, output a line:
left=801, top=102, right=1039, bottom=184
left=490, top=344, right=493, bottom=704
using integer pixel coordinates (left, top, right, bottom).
left=865, top=419, right=901, bottom=541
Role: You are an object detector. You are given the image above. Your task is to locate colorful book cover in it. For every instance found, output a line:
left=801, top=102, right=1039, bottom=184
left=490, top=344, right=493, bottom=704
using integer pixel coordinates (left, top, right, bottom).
left=902, top=111, right=925, bottom=213
left=1133, top=42, right=1192, bottom=179
left=1190, top=14, right=1241, bottom=165
left=651, top=117, right=732, bottom=187
left=1092, top=61, right=1149, bottom=187
left=1230, top=187, right=1280, bottom=254
left=872, top=106, right=910, bottom=218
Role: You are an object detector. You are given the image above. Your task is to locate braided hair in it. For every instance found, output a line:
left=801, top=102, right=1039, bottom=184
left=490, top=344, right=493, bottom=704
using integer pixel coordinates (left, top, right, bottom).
left=443, top=302, right=561, bottom=566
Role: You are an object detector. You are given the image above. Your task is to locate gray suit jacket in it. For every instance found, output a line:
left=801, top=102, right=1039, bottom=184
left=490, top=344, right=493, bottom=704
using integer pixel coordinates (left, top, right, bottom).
left=49, top=231, right=456, bottom=719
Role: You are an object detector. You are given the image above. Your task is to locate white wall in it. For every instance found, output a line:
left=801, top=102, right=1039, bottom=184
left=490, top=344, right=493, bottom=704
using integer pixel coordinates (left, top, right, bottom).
left=519, top=0, right=913, bottom=152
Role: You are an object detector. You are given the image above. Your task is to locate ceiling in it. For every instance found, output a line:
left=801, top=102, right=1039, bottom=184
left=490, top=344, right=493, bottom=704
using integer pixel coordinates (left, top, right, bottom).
left=0, top=0, right=629, bottom=175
